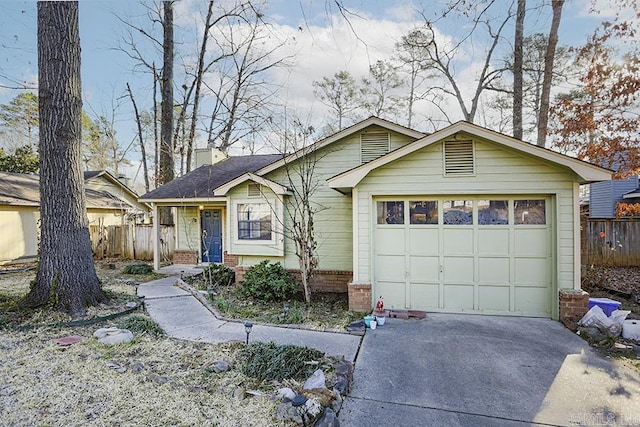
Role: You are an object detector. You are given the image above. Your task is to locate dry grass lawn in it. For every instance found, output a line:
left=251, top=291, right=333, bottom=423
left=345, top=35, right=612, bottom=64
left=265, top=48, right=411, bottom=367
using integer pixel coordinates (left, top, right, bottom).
left=0, top=261, right=293, bottom=426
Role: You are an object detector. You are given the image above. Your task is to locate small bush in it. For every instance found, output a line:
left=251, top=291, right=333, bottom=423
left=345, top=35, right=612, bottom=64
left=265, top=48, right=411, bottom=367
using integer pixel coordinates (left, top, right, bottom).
left=122, top=263, right=154, bottom=275
left=117, top=315, right=165, bottom=337
left=241, top=342, right=324, bottom=382
left=198, top=264, right=235, bottom=290
left=239, top=261, right=297, bottom=302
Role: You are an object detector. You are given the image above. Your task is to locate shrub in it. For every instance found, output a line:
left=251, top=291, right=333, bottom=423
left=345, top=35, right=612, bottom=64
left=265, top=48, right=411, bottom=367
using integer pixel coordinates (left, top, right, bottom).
left=117, top=315, right=165, bottom=337
left=238, top=261, right=297, bottom=301
left=198, top=264, right=235, bottom=290
left=241, top=342, right=324, bottom=382
left=122, top=263, right=154, bottom=275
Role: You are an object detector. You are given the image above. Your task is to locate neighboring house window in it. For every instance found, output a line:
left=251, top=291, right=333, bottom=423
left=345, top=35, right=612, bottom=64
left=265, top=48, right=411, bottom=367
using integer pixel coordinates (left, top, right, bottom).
left=238, top=203, right=272, bottom=240
left=361, top=132, right=390, bottom=163
left=444, top=140, right=475, bottom=176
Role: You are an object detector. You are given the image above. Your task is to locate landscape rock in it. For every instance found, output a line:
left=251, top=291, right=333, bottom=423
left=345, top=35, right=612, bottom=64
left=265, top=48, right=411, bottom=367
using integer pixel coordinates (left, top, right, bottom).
left=232, top=387, right=245, bottom=400
left=315, top=408, right=340, bottom=427
left=125, top=302, right=138, bottom=309
left=275, top=402, right=299, bottom=423
left=277, top=387, right=296, bottom=401
left=133, top=361, right=145, bottom=373
left=212, top=360, right=230, bottom=373
left=150, top=374, right=170, bottom=385
left=303, top=369, right=326, bottom=390
left=330, top=389, right=343, bottom=413
left=98, top=329, right=134, bottom=345
left=106, top=362, right=126, bottom=374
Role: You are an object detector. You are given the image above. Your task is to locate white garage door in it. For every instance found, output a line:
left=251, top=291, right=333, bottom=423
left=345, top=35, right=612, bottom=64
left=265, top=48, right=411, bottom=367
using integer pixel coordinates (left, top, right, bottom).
left=374, top=197, right=552, bottom=317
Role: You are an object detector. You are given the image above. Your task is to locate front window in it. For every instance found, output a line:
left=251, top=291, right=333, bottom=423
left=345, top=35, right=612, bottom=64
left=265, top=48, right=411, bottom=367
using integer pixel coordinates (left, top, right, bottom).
left=238, top=203, right=272, bottom=240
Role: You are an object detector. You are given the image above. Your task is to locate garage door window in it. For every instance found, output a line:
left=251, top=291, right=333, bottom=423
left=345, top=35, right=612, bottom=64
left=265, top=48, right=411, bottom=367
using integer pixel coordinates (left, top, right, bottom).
left=478, top=200, right=508, bottom=225
left=443, top=200, right=473, bottom=225
left=514, top=200, right=546, bottom=225
left=377, top=201, right=404, bottom=224
left=410, top=201, right=438, bottom=224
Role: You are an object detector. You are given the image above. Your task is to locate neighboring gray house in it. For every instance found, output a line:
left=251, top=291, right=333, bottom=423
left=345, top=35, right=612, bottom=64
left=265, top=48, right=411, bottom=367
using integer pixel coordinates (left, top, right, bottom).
left=589, top=176, right=638, bottom=218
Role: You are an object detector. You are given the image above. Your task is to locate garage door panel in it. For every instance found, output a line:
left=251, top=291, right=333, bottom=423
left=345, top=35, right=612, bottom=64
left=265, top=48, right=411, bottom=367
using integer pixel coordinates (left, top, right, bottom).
left=514, top=287, right=550, bottom=315
left=443, top=257, right=473, bottom=283
left=478, top=229, right=509, bottom=255
left=375, top=255, right=405, bottom=281
left=409, top=255, right=439, bottom=281
left=374, top=197, right=552, bottom=318
left=444, top=285, right=474, bottom=310
left=514, top=229, right=548, bottom=256
left=409, top=228, right=439, bottom=255
left=514, top=258, right=550, bottom=285
left=478, top=257, right=510, bottom=283
left=409, top=283, right=439, bottom=310
left=378, top=281, right=406, bottom=309
left=375, top=228, right=405, bottom=255
left=478, top=286, right=510, bottom=311
left=443, top=228, right=473, bottom=255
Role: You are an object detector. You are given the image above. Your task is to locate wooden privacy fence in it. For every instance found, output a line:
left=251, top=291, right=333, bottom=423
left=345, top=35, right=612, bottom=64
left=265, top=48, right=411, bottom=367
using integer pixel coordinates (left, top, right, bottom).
left=89, top=224, right=175, bottom=261
left=582, top=219, right=640, bottom=266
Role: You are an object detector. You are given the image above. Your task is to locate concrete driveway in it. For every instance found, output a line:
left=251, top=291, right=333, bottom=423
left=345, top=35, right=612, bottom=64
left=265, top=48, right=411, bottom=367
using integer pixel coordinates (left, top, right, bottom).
left=339, top=314, right=640, bottom=426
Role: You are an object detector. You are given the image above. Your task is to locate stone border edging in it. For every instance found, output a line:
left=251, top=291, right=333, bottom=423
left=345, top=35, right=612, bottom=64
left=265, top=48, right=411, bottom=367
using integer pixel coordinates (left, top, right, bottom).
left=175, top=278, right=365, bottom=336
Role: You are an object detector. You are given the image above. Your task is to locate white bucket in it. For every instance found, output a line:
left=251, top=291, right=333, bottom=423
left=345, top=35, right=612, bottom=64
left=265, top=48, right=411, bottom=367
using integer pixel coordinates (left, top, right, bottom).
left=622, top=319, right=640, bottom=340
left=370, top=320, right=377, bottom=330
left=376, top=316, right=386, bottom=326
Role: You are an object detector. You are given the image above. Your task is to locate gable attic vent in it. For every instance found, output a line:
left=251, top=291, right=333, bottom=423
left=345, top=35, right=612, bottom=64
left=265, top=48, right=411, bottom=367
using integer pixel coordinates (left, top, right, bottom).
left=444, top=140, right=475, bottom=176
left=361, top=132, right=390, bottom=163
left=247, top=183, right=261, bottom=197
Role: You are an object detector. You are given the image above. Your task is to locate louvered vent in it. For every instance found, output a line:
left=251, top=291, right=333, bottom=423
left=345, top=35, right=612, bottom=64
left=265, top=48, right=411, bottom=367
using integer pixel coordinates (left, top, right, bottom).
left=444, top=140, right=475, bottom=175
left=247, top=183, right=261, bottom=197
left=361, top=132, right=390, bottom=163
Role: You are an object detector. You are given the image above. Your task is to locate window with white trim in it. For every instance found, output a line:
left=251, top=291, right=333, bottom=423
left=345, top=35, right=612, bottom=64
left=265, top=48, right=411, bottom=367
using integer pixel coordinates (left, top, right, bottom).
left=237, top=203, right=272, bottom=240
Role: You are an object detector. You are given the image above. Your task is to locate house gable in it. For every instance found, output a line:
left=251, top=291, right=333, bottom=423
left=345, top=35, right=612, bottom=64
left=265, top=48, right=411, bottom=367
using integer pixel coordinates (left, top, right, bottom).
left=328, top=121, right=612, bottom=192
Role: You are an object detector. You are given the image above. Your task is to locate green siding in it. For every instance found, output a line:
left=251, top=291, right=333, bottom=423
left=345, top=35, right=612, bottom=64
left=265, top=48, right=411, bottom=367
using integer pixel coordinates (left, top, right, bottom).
left=176, top=206, right=201, bottom=253
left=227, top=127, right=416, bottom=270
left=355, top=137, right=579, bottom=319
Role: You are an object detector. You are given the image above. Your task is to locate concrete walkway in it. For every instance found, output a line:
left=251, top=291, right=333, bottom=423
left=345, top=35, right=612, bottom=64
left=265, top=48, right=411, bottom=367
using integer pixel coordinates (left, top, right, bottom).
left=137, top=276, right=362, bottom=362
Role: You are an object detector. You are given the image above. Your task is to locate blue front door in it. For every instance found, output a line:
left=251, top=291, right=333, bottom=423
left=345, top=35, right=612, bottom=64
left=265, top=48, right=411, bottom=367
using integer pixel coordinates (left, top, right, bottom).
left=201, top=210, right=222, bottom=263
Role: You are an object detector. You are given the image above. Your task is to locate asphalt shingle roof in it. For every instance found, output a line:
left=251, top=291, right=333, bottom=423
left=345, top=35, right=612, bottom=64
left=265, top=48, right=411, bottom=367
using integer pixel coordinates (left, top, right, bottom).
left=0, top=171, right=131, bottom=209
left=139, top=154, right=282, bottom=200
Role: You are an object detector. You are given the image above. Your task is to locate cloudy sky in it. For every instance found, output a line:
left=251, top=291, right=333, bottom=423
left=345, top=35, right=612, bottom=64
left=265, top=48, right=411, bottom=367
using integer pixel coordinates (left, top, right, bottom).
left=0, top=0, right=616, bottom=186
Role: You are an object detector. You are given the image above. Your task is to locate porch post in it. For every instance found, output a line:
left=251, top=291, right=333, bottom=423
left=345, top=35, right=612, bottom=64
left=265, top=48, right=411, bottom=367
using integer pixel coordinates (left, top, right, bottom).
left=152, top=203, right=160, bottom=271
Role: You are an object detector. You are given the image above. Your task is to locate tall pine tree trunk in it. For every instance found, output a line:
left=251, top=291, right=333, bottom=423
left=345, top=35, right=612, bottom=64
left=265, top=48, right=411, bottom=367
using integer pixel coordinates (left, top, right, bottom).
left=158, top=0, right=174, bottom=224
left=25, top=1, right=106, bottom=316
left=513, top=0, right=526, bottom=140
left=537, top=0, right=564, bottom=147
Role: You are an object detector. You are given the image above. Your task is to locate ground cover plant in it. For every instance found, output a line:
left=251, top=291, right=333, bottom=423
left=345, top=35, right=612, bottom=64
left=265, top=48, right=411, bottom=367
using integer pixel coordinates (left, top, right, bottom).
left=184, top=261, right=364, bottom=330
